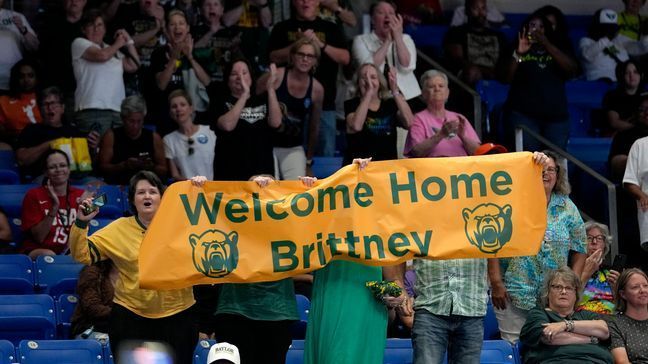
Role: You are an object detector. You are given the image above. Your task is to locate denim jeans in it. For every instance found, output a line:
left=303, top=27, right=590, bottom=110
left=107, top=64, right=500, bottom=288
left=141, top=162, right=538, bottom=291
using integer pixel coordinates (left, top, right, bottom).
left=507, top=110, right=569, bottom=152
left=316, top=109, right=337, bottom=157
left=412, top=309, right=484, bottom=364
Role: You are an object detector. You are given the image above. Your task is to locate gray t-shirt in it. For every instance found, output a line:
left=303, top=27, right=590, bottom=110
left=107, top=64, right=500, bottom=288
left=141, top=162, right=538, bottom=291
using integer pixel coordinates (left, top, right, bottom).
left=608, top=313, right=648, bottom=363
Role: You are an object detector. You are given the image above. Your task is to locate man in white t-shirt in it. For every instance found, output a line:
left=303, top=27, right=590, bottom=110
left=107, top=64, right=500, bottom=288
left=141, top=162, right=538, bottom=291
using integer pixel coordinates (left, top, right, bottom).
left=0, top=0, right=39, bottom=90
left=623, top=135, right=648, bottom=252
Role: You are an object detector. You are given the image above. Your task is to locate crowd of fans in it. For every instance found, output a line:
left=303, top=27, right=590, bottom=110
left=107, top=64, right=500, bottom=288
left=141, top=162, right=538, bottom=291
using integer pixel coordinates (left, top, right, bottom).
left=0, top=0, right=648, bottom=363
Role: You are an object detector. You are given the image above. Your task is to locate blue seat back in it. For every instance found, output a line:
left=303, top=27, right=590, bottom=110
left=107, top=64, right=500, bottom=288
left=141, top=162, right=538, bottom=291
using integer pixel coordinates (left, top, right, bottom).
left=0, top=151, right=19, bottom=185
left=0, top=294, right=56, bottom=344
left=56, top=294, right=78, bottom=339
left=35, top=255, right=82, bottom=296
left=0, top=254, right=35, bottom=294
left=285, top=340, right=304, bottom=364
left=565, top=80, right=611, bottom=108
left=193, top=339, right=216, bottom=364
left=18, top=339, right=104, bottom=364
left=0, top=184, right=38, bottom=217
left=291, top=295, right=310, bottom=339
left=404, top=24, right=448, bottom=58
left=484, top=299, right=500, bottom=340
left=74, top=184, right=126, bottom=219
left=480, top=340, right=516, bottom=364
left=0, top=339, right=16, bottom=364
left=384, top=338, right=413, bottom=364
left=88, top=218, right=114, bottom=235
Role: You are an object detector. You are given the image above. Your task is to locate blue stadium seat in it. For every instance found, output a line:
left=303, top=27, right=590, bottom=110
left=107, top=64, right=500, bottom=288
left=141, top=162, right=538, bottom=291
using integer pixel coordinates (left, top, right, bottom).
left=384, top=338, right=413, bottom=364
left=568, top=28, right=588, bottom=57
left=56, top=294, right=78, bottom=339
left=480, top=340, right=516, bottom=364
left=18, top=339, right=104, bottom=364
left=0, top=339, right=16, bottom=364
left=311, top=157, right=343, bottom=179
left=285, top=340, right=304, bottom=364
left=566, top=137, right=613, bottom=175
left=104, top=342, right=114, bottom=364
left=291, top=295, right=310, bottom=339
left=484, top=299, right=500, bottom=340
left=0, top=150, right=19, bottom=185
left=0, top=294, right=56, bottom=345
left=0, top=184, right=38, bottom=217
left=514, top=340, right=525, bottom=364
left=404, top=24, right=448, bottom=59
left=568, top=104, right=591, bottom=137
left=193, top=339, right=216, bottom=364
left=476, top=80, right=509, bottom=114
left=7, top=217, right=22, bottom=251
left=88, top=218, right=114, bottom=235
left=0, top=254, right=35, bottom=294
left=565, top=80, right=611, bottom=108
left=34, top=255, right=82, bottom=297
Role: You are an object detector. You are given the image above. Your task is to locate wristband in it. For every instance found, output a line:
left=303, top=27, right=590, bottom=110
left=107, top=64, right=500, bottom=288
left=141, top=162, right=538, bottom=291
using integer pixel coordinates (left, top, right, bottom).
left=127, top=38, right=135, bottom=45
left=512, top=50, right=522, bottom=63
left=390, top=90, right=402, bottom=98
left=75, top=219, right=89, bottom=229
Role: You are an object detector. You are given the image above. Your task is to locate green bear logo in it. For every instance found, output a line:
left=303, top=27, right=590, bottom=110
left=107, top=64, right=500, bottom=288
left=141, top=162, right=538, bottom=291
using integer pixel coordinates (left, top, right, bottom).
left=189, top=229, right=239, bottom=278
left=462, top=203, right=512, bottom=254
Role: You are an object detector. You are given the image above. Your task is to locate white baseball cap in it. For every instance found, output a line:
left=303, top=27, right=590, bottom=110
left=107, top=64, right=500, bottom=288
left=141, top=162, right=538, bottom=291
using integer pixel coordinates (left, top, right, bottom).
left=207, top=343, right=240, bottom=364
left=599, top=9, right=618, bottom=25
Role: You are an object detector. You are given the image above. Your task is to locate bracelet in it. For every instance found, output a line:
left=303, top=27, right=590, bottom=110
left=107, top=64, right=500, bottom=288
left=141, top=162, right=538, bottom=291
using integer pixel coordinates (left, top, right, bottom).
left=127, top=38, right=134, bottom=45
left=512, top=50, right=522, bottom=63
left=391, top=90, right=402, bottom=97
left=590, top=336, right=599, bottom=344
left=565, top=319, right=574, bottom=332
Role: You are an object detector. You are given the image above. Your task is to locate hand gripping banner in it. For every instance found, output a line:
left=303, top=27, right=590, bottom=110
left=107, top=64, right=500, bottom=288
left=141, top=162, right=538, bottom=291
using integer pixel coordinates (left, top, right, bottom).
left=139, top=152, right=546, bottom=289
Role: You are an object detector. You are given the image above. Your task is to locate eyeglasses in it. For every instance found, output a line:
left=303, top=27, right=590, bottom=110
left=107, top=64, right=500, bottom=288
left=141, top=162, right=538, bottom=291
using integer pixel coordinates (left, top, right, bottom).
left=550, top=284, right=576, bottom=293
left=47, top=162, right=69, bottom=171
left=187, top=138, right=194, bottom=156
left=543, top=166, right=559, bottom=175
left=42, top=101, right=62, bottom=109
left=294, top=51, right=317, bottom=60
left=586, top=235, right=606, bottom=243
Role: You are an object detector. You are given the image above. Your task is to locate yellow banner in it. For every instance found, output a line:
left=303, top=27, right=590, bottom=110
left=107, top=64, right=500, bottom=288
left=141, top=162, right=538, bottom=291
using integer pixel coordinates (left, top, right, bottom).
left=139, top=152, right=546, bottom=289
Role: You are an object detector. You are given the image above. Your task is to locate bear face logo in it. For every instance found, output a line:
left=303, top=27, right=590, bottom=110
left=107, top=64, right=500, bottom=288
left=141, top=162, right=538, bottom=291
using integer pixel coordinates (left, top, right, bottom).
left=189, top=229, right=239, bottom=278
left=462, top=203, right=512, bottom=254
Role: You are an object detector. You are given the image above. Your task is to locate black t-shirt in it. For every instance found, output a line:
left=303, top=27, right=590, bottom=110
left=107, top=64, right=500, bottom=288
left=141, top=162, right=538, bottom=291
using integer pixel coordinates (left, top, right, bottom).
left=506, top=46, right=570, bottom=120
left=443, top=24, right=509, bottom=75
left=112, top=3, right=162, bottom=68
left=39, top=15, right=82, bottom=93
left=603, top=89, right=643, bottom=121
left=192, top=23, right=245, bottom=83
left=609, top=124, right=648, bottom=163
left=268, top=17, right=347, bottom=109
left=343, top=97, right=400, bottom=165
left=16, top=123, right=83, bottom=179
left=105, top=127, right=156, bottom=185
left=211, top=93, right=276, bottom=181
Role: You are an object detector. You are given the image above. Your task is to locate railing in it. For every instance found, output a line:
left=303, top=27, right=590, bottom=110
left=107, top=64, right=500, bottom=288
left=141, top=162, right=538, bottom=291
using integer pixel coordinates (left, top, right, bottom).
left=416, top=50, right=483, bottom=139
left=514, top=125, right=619, bottom=257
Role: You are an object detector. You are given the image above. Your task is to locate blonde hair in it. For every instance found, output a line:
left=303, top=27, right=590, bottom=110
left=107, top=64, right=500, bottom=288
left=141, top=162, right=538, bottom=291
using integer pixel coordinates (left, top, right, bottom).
left=288, top=37, right=321, bottom=74
left=356, top=63, right=389, bottom=99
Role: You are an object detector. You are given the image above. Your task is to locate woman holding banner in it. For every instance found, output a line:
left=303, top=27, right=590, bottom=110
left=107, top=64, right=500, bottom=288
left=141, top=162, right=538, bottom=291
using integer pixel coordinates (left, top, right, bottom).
left=69, top=171, right=196, bottom=364
left=489, top=151, right=587, bottom=343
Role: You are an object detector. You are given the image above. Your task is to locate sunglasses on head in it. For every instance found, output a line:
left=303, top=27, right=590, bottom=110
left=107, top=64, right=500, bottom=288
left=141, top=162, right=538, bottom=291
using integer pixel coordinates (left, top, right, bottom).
left=188, top=138, right=194, bottom=156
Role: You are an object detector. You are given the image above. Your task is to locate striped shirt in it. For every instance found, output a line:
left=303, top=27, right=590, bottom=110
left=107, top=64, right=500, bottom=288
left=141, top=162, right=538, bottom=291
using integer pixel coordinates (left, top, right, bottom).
left=413, top=258, right=488, bottom=317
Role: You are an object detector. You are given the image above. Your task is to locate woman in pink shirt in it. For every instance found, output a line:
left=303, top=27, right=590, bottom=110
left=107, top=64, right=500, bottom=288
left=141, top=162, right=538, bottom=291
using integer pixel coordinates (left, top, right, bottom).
left=404, top=70, right=480, bottom=157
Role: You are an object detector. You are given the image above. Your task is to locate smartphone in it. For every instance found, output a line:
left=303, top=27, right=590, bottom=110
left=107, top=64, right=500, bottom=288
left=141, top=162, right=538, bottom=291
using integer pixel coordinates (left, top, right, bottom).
left=83, top=193, right=107, bottom=215
left=612, top=254, right=627, bottom=272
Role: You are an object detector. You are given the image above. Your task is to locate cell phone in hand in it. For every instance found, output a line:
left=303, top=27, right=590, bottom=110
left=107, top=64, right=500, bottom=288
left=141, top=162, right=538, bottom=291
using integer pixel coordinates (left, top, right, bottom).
left=83, top=193, right=107, bottom=215
left=612, top=254, right=627, bottom=272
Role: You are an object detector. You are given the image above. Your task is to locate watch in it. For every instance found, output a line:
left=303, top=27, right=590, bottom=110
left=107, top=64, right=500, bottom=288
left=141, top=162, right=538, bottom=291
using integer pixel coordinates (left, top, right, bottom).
left=590, top=336, right=599, bottom=344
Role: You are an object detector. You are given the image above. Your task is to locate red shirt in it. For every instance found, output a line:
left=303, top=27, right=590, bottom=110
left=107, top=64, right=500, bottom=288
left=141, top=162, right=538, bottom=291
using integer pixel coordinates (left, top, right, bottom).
left=21, top=186, right=84, bottom=254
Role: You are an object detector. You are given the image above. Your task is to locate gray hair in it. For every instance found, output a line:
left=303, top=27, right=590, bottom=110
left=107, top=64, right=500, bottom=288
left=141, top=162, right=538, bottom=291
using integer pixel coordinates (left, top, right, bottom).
left=540, top=267, right=581, bottom=310
left=584, top=221, right=612, bottom=256
left=419, top=69, right=449, bottom=90
left=543, top=150, right=571, bottom=195
left=120, top=95, right=147, bottom=118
